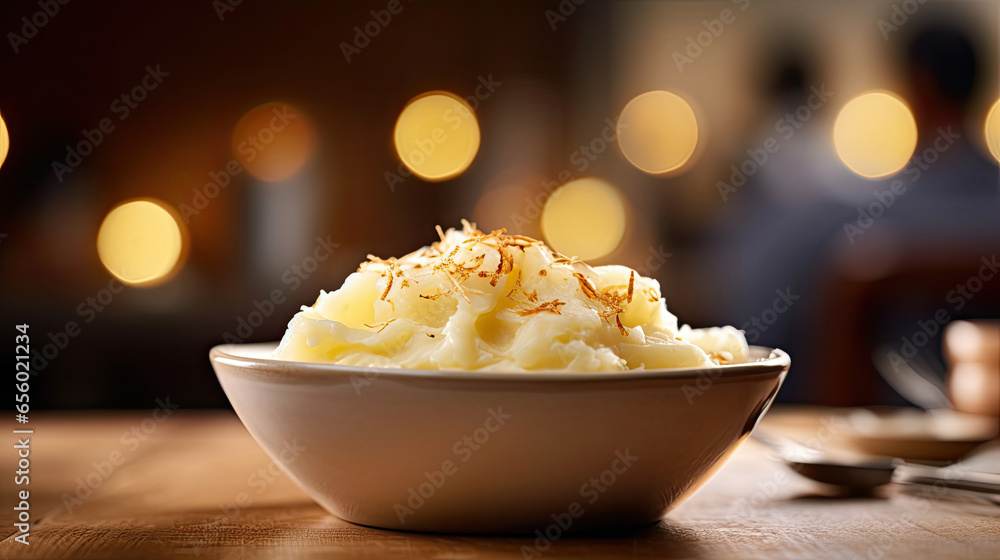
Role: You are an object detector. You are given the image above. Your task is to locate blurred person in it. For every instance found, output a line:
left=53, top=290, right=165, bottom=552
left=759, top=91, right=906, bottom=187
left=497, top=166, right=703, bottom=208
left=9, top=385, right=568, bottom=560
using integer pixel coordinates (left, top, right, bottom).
left=698, top=14, right=1000, bottom=406
left=696, top=38, right=859, bottom=404
left=843, top=14, right=1000, bottom=404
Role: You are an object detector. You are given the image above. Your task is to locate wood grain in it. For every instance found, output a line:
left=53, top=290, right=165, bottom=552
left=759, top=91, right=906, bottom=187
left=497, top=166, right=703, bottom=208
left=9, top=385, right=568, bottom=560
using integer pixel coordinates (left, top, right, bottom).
left=2, top=409, right=998, bottom=559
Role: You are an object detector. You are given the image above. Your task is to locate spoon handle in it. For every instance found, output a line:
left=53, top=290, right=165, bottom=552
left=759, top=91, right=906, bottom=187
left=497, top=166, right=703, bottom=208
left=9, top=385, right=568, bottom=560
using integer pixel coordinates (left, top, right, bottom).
left=894, top=462, right=1000, bottom=496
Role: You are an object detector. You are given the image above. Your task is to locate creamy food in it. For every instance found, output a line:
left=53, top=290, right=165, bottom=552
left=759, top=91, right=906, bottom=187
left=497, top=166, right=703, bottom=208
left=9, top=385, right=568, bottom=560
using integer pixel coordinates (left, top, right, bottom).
left=273, top=221, right=749, bottom=371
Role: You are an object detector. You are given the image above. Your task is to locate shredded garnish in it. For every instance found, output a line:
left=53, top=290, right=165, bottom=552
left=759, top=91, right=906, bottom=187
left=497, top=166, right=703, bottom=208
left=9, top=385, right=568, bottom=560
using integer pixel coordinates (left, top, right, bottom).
left=573, top=272, right=629, bottom=336
left=475, top=228, right=515, bottom=287
left=615, top=315, right=628, bottom=336
left=506, top=271, right=538, bottom=303
left=380, top=272, right=393, bottom=301
left=515, top=299, right=566, bottom=316
left=363, top=318, right=396, bottom=333
left=277, top=221, right=752, bottom=371
left=504, top=271, right=565, bottom=316
left=419, top=289, right=451, bottom=300
left=361, top=223, right=629, bottom=328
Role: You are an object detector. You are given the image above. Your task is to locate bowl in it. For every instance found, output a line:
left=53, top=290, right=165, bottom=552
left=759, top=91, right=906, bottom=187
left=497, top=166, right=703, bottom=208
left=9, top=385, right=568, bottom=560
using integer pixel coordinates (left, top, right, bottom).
left=840, top=407, right=998, bottom=461
left=210, top=342, right=789, bottom=533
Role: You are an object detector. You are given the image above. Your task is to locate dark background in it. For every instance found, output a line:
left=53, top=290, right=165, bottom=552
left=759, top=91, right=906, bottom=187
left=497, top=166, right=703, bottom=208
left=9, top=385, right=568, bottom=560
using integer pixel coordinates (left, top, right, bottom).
left=0, top=0, right=998, bottom=409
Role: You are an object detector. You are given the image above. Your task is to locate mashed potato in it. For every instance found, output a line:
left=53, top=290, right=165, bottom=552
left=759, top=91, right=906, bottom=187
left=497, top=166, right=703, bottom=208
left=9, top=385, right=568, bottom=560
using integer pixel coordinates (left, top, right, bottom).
left=273, top=221, right=749, bottom=371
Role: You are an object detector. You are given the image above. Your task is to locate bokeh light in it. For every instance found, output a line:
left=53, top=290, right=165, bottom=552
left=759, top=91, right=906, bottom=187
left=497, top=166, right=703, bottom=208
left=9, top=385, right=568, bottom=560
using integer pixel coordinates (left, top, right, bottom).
left=984, top=98, right=1000, bottom=164
left=231, top=102, right=315, bottom=182
left=0, top=110, right=9, bottom=170
left=541, top=177, right=626, bottom=261
left=833, top=91, right=917, bottom=179
left=393, top=91, right=480, bottom=181
left=97, top=199, right=186, bottom=287
left=617, top=90, right=699, bottom=175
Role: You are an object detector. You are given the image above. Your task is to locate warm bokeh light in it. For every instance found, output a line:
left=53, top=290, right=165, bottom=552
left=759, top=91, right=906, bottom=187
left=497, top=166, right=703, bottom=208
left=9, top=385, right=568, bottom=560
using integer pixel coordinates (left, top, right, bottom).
left=617, top=90, right=698, bottom=175
left=97, top=199, right=186, bottom=287
left=833, top=91, right=917, bottom=179
left=0, top=110, right=9, bottom=170
left=541, top=178, right=626, bottom=261
left=231, top=101, right=315, bottom=182
left=984, top=99, right=1000, bottom=164
left=393, top=91, right=480, bottom=181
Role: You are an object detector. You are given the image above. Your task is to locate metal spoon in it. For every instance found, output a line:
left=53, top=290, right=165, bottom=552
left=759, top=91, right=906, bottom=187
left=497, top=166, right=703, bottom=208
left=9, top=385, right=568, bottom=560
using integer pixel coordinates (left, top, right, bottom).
left=752, top=431, right=897, bottom=490
left=752, top=432, right=1000, bottom=503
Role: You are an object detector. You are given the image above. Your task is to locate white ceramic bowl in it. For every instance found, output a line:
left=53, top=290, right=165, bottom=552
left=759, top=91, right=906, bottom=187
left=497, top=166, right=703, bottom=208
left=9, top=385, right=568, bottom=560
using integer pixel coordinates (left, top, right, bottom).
left=211, top=343, right=789, bottom=533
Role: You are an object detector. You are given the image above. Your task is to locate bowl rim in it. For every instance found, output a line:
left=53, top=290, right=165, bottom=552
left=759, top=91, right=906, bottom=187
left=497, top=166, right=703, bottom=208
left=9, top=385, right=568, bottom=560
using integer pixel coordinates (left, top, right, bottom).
left=211, top=342, right=789, bottom=383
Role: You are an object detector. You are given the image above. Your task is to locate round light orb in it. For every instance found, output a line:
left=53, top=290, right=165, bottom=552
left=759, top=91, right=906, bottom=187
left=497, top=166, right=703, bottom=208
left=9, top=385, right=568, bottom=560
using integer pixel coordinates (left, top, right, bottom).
left=833, top=91, right=917, bottom=179
left=541, top=177, right=626, bottom=261
left=617, top=90, right=699, bottom=175
left=97, top=199, right=185, bottom=286
left=393, top=91, right=481, bottom=181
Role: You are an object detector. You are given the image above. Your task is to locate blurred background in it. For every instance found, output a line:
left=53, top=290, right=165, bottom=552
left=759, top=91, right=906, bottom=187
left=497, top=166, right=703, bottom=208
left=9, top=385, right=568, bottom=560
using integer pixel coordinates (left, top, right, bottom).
left=0, top=0, right=998, bottom=410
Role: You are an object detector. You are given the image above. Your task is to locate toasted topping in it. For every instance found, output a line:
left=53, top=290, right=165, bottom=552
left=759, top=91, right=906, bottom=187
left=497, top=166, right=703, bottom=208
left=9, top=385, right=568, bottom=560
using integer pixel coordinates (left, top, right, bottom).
left=515, top=299, right=566, bottom=316
left=419, top=289, right=451, bottom=300
left=364, top=318, right=396, bottom=333
left=573, top=272, right=628, bottom=335
left=275, top=221, right=750, bottom=371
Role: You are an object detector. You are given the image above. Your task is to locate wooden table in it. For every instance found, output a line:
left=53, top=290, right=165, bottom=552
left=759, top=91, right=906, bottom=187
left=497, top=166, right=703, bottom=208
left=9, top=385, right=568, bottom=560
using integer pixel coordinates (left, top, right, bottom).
left=2, top=409, right=998, bottom=559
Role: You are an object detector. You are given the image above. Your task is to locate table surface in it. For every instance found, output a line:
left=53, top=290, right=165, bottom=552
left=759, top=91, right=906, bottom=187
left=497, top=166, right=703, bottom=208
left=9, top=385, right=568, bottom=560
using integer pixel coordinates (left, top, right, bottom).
left=2, top=408, right=998, bottom=560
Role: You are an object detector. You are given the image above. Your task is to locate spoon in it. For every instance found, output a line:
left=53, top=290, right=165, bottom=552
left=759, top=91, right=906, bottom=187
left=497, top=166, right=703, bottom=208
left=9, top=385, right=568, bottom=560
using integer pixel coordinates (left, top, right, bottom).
left=752, top=431, right=897, bottom=490
left=752, top=432, right=1000, bottom=503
